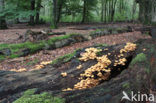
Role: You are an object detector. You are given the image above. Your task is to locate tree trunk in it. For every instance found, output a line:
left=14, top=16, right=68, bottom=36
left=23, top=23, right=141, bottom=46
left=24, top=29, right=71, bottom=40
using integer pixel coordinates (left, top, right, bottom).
left=101, top=0, right=104, bottom=22
left=132, top=1, right=137, bottom=20
left=104, top=0, right=107, bottom=22
left=0, top=0, right=7, bottom=29
left=111, top=0, right=117, bottom=22
left=57, top=1, right=63, bottom=23
left=151, top=0, right=156, bottom=22
left=52, top=0, right=58, bottom=28
left=30, top=0, right=35, bottom=25
left=82, top=0, right=87, bottom=23
left=138, top=0, right=156, bottom=23
left=35, top=0, right=42, bottom=24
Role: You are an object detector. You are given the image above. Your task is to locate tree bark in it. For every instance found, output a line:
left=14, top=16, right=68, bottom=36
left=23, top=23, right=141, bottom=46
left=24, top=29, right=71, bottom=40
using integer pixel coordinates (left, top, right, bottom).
left=30, top=0, right=35, bottom=25
left=101, top=0, right=104, bottom=22
left=35, top=0, right=42, bottom=24
left=104, top=0, right=107, bottom=22
left=0, top=0, right=7, bottom=29
left=138, top=0, right=156, bottom=23
left=82, top=0, right=87, bottom=23
left=111, top=0, right=117, bottom=22
left=52, top=0, right=58, bottom=28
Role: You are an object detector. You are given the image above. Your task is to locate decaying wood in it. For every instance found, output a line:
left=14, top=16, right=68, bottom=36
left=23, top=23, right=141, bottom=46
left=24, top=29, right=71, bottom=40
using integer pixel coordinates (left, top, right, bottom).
left=0, top=42, right=136, bottom=102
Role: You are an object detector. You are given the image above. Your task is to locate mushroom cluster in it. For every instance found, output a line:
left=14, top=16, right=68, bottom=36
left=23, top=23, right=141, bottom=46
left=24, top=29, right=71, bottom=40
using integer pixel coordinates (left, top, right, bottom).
left=61, top=72, right=67, bottom=77
left=77, top=65, right=82, bottom=69
left=74, top=54, right=111, bottom=90
left=120, top=42, right=136, bottom=53
left=114, top=58, right=127, bottom=66
left=79, top=48, right=102, bottom=61
left=63, top=43, right=137, bottom=91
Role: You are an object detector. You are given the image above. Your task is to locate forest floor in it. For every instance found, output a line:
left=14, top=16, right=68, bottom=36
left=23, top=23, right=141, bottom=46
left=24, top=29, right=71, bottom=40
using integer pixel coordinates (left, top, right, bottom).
left=0, top=23, right=151, bottom=71
left=0, top=23, right=143, bottom=44
left=0, top=23, right=155, bottom=103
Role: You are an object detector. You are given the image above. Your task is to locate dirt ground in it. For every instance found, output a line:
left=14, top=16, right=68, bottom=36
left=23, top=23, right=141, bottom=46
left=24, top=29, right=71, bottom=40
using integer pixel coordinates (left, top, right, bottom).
left=0, top=23, right=142, bottom=44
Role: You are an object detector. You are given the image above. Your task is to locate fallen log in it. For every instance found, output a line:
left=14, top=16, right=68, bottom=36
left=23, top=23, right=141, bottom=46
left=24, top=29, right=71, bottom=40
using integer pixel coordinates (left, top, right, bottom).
left=48, top=32, right=66, bottom=36
left=1, top=39, right=156, bottom=103
left=0, top=42, right=137, bottom=102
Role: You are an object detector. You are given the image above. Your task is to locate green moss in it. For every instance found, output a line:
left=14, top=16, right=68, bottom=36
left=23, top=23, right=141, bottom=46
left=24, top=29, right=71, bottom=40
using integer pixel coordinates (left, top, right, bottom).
left=47, top=33, right=79, bottom=45
left=0, top=55, right=5, bottom=61
left=0, top=33, right=80, bottom=60
left=90, top=29, right=107, bottom=34
left=51, top=51, right=76, bottom=65
left=9, top=54, right=19, bottom=59
left=13, top=89, right=65, bottom=103
left=95, top=43, right=108, bottom=47
left=122, top=82, right=130, bottom=89
left=130, top=53, right=147, bottom=66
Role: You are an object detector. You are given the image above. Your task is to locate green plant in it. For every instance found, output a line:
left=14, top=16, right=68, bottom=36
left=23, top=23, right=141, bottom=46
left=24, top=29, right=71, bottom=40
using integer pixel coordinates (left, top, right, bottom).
left=13, top=89, right=65, bottom=103
left=130, top=53, right=147, bottom=66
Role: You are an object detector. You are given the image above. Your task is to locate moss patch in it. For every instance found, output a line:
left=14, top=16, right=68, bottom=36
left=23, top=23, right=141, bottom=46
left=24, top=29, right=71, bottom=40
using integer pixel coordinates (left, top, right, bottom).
left=51, top=51, right=77, bottom=65
left=13, top=89, right=65, bottom=103
left=130, top=53, right=147, bottom=66
left=94, top=43, right=108, bottom=47
left=0, top=33, right=81, bottom=60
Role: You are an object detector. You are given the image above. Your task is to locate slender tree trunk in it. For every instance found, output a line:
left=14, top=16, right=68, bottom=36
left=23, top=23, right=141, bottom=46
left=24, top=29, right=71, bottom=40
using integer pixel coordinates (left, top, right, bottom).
left=108, top=0, right=111, bottom=22
left=52, top=0, right=58, bottom=28
left=82, top=0, right=87, bottom=23
left=57, top=1, right=63, bottom=23
left=111, top=0, right=117, bottom=22
left=132, top=1, right=136, bottom=20
left=0, top=0, right=7, bottom=29
left=104, top=0, right=107, bottom=22
left=35, top=0, right=42, bottom=24
left=101, top=0, right=104, bottom=22
left=30, top=0, right=35, bottom=25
